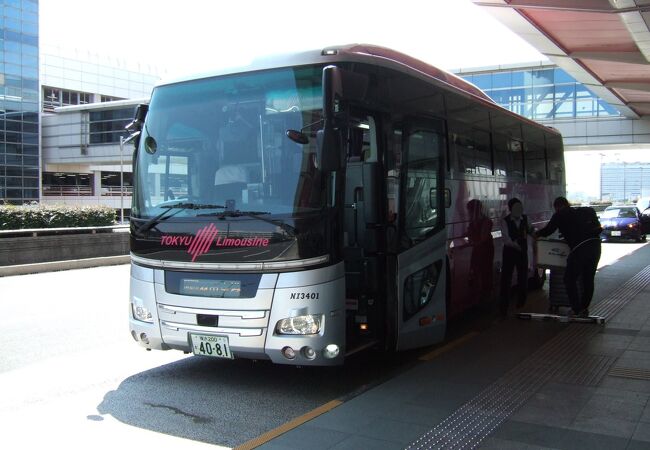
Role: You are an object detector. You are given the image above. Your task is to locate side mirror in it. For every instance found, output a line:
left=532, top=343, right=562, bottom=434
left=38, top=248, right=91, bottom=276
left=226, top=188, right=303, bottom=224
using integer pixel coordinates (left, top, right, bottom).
left=126, top=104, right=148, bottom=133
left=124, top=103, right=149, bottom=150
left=319, top=66, right=344, bottom=172
left=322, top=65, right=368, bottom=122
left=323, top=66, right=343, bottom=124
left=319, top=66, right=369, bottom=172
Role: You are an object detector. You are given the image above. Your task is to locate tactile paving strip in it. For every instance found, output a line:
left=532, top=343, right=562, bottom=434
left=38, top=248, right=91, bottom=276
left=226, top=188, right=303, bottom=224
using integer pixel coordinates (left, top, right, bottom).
left=405, top=265, right=650, bottom=450
left=591, top=265, right=650, bottom=318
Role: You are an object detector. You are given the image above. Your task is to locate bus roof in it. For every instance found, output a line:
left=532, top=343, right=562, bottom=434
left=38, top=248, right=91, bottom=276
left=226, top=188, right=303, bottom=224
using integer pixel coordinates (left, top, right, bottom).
left=157, top=44, right=561, bottom=137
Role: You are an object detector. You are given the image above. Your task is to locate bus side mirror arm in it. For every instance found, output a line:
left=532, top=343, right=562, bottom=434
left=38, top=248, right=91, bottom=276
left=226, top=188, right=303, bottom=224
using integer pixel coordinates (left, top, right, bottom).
left=124, top=104, right=149, bottom=150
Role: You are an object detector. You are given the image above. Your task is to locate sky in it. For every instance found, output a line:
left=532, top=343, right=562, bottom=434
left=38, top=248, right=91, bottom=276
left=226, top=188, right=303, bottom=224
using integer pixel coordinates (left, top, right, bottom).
left=39, top=0, right=546, bottom=77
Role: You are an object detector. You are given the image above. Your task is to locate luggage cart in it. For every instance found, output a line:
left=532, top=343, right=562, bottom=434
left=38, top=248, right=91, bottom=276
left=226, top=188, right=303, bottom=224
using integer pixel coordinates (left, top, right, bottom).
left=548, top=267, right=574, bottom=314
left=519, top=238, right=604, bottom=323
left=518, top=311, right=605, bottom=324
left=536, top=238, right=571, bottom=314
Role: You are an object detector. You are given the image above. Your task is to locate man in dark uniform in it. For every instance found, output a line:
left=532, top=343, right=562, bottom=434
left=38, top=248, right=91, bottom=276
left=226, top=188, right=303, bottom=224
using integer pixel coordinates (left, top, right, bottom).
left=534, top=197, right=602, bottom=317
left=499, top=198, right=534, bottom=316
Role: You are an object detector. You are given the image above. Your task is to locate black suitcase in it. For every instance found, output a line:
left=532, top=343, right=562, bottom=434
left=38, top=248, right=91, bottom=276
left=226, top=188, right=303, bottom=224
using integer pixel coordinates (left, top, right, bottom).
left=548, top=268, right=582, bottom=313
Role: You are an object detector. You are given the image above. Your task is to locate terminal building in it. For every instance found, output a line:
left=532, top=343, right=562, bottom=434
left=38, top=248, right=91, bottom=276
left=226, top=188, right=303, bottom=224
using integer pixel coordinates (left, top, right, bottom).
left=0, top=0, right=39, bottom=205
left=601, top=162, right=650, bottom=202
left=39, top=45, right=161, bottom=214
left=0, top=0, right=162, bottom=208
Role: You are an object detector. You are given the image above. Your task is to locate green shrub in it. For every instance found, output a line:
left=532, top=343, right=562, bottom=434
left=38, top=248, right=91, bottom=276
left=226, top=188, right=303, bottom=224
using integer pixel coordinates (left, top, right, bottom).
left=0, top=204, right=117, bottom=230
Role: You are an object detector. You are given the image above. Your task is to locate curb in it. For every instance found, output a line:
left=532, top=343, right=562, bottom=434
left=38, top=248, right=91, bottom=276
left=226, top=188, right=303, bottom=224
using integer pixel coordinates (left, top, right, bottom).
left=0, top=255, right=130, bottom=277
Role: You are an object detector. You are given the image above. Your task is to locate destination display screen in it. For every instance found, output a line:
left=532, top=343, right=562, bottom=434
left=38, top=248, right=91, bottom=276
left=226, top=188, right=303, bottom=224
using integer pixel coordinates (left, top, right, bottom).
left=180, top=279, right=242, bottom=298
left=165, top=271, right=261, bottom=298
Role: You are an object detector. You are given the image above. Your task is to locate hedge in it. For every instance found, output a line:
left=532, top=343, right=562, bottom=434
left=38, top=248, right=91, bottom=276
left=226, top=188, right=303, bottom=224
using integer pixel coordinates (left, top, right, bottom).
left=0, top=204, right=117, bottom=230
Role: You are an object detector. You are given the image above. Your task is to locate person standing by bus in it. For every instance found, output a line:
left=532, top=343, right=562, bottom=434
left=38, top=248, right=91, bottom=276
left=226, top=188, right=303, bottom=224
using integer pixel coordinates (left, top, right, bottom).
left=533, top=197, right=602, bottom=317
left=499, top=198, right=534, bottom=316
left=466, top=199, right=494, bottom=304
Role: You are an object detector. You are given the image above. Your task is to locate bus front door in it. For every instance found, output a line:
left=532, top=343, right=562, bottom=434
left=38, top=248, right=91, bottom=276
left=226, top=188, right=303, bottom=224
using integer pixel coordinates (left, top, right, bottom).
left=396, top=231, right=447, bottom=350
left=395, top=121, right=447, bottom=350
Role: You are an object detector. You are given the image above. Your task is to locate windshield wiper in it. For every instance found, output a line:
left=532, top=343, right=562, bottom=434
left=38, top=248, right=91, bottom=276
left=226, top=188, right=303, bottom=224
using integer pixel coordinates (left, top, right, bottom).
left=134, top=202, right=226, bottom=236
left=197, top=210, right=296, bottom=237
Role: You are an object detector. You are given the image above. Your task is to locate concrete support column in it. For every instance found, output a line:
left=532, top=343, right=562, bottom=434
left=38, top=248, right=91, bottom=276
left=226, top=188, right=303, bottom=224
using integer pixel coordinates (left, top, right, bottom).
left=93, top=170, right=102, bottom=197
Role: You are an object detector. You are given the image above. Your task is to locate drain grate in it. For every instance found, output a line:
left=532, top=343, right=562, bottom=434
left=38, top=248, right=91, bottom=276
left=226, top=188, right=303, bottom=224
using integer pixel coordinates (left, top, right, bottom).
left=609, top=366, right=650, bottom=381
left=404, top=265, right=650, bottom=450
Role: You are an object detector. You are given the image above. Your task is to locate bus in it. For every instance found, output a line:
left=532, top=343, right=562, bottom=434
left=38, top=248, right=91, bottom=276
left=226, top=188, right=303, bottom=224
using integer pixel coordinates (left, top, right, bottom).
left=126, top=44, right=565, bottom=365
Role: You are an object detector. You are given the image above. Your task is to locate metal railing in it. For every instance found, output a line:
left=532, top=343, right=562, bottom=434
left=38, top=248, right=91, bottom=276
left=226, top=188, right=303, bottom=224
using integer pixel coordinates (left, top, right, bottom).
left=0, top=224, right=129, bottom=238
left=101, top=186, right=133, bottom=196
left=42, top=185, right=93, bottom=196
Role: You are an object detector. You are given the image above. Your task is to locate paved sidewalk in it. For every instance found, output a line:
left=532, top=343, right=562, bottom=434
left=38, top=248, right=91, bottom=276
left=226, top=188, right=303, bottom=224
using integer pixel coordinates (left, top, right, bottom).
left=257, top=244, right=650, bottom=450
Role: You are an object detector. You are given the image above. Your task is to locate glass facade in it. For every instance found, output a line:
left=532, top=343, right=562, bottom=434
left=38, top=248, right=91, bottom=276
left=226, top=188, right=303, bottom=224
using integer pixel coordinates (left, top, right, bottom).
left=0, top=0, right=39, bottom=204
left=601, top=163, right=650, bottom=203
left=89, top=107, right=132, bottom=144
left=459, top=67, right=620, bottom=120
left=42, top=86, right=94, bottom=112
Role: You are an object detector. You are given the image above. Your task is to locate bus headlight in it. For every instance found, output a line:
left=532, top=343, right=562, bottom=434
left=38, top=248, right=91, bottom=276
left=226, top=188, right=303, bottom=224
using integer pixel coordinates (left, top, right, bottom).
left=131, top=297, right=153, bottom=323
left=275, top=315, right=322, bottom=335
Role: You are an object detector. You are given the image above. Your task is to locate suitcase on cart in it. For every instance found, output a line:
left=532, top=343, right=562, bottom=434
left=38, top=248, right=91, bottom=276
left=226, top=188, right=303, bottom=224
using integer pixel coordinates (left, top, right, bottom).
left=548, top=268, right=582, bottom=313
left=536, top=239, right=579, bottom=313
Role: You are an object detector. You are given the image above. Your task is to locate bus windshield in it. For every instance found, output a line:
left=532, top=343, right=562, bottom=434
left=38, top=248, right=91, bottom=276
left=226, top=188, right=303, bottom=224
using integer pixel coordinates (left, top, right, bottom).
left=132, top=66, right=325, bottom=219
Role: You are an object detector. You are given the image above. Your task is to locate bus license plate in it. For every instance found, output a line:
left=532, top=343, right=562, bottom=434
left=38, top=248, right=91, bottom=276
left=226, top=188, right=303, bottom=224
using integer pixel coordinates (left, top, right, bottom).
left=611, top=231, right=621, bottom=236
left=190, top=334, right=233, bottom=359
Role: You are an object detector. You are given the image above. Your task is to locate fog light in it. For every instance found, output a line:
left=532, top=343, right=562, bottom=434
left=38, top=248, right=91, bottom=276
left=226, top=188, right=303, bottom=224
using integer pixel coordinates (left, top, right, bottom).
left=130, top=330, right=138, bottom=341
left=276, top=314, right=322, bottom=335
left=140, top=332, right=149, bottom=345
left=281, top=346, right=296, bottom=360
left=132, top=301, right=153, bottom=323
left=302, top=346, right=316, bottom=360
left=323, top=344, right=340, bottom=359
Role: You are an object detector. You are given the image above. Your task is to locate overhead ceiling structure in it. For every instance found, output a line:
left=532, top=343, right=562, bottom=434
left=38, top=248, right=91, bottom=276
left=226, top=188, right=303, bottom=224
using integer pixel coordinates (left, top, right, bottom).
left=473, top=0, right=650, bottom=119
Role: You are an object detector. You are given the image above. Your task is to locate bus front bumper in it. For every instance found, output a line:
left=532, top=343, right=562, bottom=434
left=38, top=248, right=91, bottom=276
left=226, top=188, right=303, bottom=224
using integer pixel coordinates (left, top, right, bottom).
left=129, top=262, right=346, bottom=366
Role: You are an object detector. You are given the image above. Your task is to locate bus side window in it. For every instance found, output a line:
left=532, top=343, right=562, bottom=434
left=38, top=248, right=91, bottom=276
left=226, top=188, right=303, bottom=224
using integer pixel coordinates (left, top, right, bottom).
left=493, top=134, right=524, bottom=179
left=546, top=135, right=564, bottom=184
left=449, top=123, right=492, bottom=176
left=524, top=142, right=546, bottom=183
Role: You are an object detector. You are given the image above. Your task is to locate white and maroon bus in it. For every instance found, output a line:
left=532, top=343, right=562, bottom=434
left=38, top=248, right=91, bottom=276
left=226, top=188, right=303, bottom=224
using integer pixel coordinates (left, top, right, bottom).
left=127, top=44, right=564, bottom=365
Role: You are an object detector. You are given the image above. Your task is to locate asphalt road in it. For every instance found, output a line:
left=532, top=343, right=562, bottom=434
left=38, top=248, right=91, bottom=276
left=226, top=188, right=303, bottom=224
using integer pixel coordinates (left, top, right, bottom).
left=0, top=241, right=643, bottom=449
left=0, top=265, right=418, bottom=449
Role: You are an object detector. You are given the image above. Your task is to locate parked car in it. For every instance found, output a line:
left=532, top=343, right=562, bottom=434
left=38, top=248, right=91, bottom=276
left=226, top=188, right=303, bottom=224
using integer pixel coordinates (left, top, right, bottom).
left=600, top=206, right=646, bottom=242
